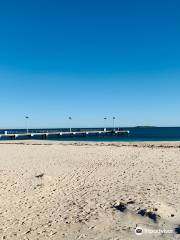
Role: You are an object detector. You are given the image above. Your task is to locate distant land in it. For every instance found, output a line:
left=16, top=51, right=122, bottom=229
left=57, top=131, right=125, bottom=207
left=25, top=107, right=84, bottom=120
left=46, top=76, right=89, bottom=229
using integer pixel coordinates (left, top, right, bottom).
left=135, top=126, right=157, bottom=128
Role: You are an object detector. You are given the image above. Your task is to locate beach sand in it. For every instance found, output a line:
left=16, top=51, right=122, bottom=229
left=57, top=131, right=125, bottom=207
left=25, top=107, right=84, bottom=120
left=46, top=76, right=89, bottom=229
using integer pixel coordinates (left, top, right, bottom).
left=0, top=140, right=180, bottom=239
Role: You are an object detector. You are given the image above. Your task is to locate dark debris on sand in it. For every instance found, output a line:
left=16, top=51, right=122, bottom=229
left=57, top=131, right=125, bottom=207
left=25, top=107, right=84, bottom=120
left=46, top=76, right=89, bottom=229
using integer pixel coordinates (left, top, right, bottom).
left=35, top=173, right=44, bottom=178
left=127, top=200, right=135, bottom=205
left=138, top=209, right=160, bottom=223
left=113, top=203, right=127, bottom=212
left=175, top=225, right=180, bottom=234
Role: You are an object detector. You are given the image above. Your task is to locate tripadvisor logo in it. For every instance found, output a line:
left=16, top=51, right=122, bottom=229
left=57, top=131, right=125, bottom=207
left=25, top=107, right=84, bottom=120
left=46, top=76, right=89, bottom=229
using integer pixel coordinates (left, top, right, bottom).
left=135, top=227, right=143, bottom=236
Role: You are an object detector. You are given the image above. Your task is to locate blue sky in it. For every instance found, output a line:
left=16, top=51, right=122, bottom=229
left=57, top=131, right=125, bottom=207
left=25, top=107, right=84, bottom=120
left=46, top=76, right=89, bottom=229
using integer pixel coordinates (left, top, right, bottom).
left=0, top=0, right=180, bottom=128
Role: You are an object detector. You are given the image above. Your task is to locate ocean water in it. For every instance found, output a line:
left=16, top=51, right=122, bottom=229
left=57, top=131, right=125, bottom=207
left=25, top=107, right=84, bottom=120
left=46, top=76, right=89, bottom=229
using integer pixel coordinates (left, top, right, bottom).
left=50, top=127, right=180, bottom=142
left=1, top=127, right=180, bottom=142
left=121, top=127, right=180, bottom=142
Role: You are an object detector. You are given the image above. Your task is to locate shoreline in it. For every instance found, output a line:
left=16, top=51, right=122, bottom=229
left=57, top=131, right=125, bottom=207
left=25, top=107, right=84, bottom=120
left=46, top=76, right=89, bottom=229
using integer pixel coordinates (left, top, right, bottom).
left=1, top=139, right=180, bottom=148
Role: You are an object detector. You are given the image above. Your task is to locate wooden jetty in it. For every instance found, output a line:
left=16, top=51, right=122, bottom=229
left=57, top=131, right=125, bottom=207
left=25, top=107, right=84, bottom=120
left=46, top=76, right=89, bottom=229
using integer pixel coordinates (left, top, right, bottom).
left=0, top=130, right=130, bottom=140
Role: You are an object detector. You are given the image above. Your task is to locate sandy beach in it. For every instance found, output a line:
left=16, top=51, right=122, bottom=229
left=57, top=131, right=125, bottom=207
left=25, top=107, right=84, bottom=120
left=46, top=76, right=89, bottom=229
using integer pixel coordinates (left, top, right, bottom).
left=0, top=140, right=180, bottom=240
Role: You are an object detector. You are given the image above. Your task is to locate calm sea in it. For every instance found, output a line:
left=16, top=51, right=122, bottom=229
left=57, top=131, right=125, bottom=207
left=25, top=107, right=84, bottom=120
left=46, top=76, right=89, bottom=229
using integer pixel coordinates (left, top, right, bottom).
left=1, top=127, right=180, bottom=142
left=52, top=127, right=180, bottom=142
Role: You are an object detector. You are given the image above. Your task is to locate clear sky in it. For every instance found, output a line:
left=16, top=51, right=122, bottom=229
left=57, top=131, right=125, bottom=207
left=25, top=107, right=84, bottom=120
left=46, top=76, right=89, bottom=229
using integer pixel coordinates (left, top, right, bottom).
left=0, top=0, right=180, bottom=128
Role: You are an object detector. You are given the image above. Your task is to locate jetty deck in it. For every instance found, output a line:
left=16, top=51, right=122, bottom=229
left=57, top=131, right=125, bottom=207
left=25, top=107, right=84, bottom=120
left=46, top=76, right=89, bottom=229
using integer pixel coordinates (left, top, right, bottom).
left=0, top=130, right=130, bottom=140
